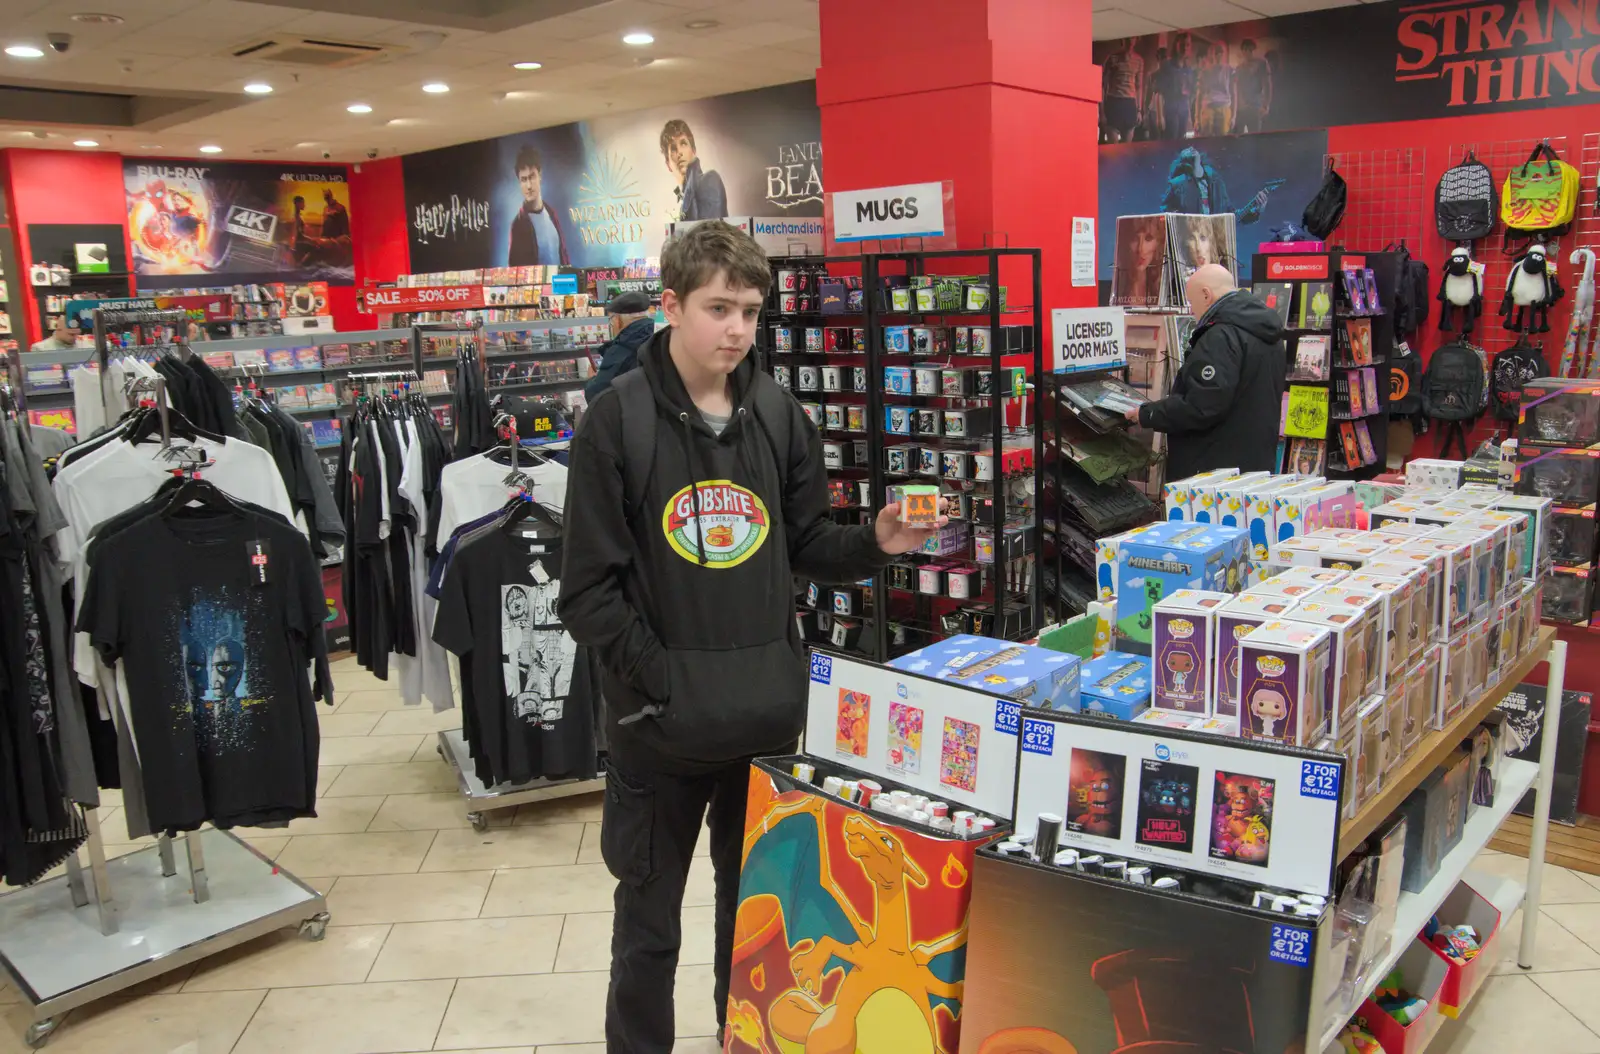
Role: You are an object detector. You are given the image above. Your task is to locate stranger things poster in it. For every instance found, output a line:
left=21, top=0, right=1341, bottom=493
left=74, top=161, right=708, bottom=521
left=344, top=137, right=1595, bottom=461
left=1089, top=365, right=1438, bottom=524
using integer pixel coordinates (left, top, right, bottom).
left=123, top=159, right=354, bottom=288
left=1094, top=0, right=1600, bottom=143
left=402, top=79, right=823, bottom=272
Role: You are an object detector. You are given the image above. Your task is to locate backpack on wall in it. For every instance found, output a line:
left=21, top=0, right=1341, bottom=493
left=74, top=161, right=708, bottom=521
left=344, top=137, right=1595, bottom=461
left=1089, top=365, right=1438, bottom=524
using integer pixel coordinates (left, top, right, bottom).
left=1389, top=341, right=1424, bottom=416
left=1488, top=339, right=1550, bottom=422
left=1436, top=152, right=1496, bottom=242
left=1422, top=341, right=1487, bottom=422
left=1501, top=141, right=1579, bottom=240
left=1302, top=163, right=1347, bottom=240
left=1386, top=242, right=1431, bottom=341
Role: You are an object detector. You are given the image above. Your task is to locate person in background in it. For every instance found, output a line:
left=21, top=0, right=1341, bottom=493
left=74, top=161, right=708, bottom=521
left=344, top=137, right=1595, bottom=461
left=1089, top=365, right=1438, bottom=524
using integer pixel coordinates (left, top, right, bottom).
left=30, top=316, right=78, bottom=352
left=1126, top=263, right=1286, bottom=478
left=1232, top=38, right=1273, bottom=133
left=508, top=145, right=570, bottom=266
left=558, top=220, right=945, bottom=1053
left=1197, top=43, right=1233, bottom=137
left=583, top=290, right=656, bottom=403
left=660, top=119, right=728, bottom=221
left=1101, top=37, right=1144, bottom=143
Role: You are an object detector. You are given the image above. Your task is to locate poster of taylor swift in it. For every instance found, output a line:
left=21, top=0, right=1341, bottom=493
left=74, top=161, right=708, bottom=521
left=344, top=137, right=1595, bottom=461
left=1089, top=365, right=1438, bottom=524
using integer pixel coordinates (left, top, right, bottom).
left=1111, top=215, right=1168, bottom=308
left=1098, top=128, right=1329, bottom=287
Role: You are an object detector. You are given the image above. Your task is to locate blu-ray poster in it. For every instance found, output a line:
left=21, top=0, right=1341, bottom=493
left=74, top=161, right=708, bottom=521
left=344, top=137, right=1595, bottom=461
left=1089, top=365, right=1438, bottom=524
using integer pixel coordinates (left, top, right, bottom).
left=123, top=159, right=354, bottom=287
left=1135, top=758, right=1198, bottom=852
left=402, top=79, right=823, bottom=271
left=1098, top=129, right=1329, bottom=282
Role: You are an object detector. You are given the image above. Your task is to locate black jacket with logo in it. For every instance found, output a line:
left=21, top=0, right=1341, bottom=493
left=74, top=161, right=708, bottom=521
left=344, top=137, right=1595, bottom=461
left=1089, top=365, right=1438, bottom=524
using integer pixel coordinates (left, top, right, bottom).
left=558, top=329, right=891, bottom=774
left=583, top=317, right=655, bottom=404
left=1138, top=290, right=1287, bottom=479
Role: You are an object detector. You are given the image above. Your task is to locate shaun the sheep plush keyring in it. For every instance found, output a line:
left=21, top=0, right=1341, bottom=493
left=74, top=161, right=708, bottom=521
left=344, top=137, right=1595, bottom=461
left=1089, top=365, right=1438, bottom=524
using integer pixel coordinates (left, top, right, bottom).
left=1501, top=242, right=1564, bottom=333
left=1437, top=245, right=1483, bottom=335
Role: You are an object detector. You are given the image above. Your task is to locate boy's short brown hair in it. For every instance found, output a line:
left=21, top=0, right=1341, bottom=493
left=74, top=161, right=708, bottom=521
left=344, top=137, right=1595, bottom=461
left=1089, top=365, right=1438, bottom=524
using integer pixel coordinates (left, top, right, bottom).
left=661, top=220, right=771, bottom=301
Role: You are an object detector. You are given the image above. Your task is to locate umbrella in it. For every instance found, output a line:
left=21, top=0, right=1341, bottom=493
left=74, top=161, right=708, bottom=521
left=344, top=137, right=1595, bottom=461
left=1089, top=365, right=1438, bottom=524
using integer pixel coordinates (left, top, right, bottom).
left=1564, top=247, right=1595, bottom=377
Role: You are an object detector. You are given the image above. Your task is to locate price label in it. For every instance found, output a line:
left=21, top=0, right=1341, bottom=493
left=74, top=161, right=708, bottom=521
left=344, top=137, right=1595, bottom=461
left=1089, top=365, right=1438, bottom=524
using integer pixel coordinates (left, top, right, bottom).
left=1299, top=760, right=1342, bottom=802
left=994, top=700, right=1021, bottom=736
left=1268, top=923, right=1313, bottom=967
left=1020, top=717, right=1055, bottom=756
left=809, top=653, right=833, bottom=685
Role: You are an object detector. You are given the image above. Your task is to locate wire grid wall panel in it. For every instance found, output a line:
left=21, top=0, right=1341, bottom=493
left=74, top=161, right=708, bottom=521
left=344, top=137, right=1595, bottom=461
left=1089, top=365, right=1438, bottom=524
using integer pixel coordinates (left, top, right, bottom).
left=1323, top=148, right=1428, bottom=252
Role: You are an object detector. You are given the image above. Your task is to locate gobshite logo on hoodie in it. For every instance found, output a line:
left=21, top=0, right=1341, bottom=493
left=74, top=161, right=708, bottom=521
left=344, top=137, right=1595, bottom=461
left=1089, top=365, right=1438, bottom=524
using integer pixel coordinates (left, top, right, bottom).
left=662, top=480, right=770, bottom=567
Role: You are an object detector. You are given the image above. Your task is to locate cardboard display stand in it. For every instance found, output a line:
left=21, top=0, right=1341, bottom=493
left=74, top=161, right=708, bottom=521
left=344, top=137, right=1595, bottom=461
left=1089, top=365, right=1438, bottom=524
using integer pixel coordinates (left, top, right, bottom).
left=1012, top=708, right=1347, bottom=898
left=957, top=847, right=1327, bottom=1054
left=806, top=652, right=1022, bottom=820
left=730, top=757, right=1005, bottom=1054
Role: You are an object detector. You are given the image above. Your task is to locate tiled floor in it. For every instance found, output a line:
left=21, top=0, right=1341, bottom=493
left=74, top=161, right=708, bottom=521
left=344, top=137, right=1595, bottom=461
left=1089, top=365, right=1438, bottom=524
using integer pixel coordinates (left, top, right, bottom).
left=0, top=654, right=1595, bottom=1053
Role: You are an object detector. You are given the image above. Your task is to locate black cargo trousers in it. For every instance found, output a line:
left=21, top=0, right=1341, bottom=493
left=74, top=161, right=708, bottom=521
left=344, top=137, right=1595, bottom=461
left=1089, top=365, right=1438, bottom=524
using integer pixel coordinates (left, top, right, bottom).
left=601, top=755, right=760, bottom=1053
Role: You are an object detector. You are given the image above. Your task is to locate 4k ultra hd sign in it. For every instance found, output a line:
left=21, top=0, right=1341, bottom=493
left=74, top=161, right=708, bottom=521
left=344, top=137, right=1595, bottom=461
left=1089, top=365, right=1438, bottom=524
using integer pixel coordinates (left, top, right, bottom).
left=831, top=182, right=946, bottom=242
left=1053, top=306, right=1127, bottom=374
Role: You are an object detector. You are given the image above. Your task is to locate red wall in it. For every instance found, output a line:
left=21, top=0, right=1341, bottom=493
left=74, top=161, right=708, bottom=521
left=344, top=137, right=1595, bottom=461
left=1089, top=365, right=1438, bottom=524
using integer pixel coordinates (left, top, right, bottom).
left=2, top=149, right=135, bottom=345
left=345, top=156, right=410, bottom=327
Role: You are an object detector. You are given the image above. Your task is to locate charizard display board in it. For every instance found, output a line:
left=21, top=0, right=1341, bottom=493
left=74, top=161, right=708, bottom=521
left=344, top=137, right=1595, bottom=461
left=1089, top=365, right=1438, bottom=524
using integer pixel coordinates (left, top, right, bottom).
left=730, top=756, right=1005, bottom=1054
left=1012, top=708, right=1345, bottom=898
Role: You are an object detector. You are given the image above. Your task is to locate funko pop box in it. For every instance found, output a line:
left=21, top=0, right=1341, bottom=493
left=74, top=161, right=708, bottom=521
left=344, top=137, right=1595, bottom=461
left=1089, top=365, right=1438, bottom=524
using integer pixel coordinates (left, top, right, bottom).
left=1214, top=593, right=1302, bottom=720
left=1236, top=619, right=1334, bottom=747
left=1114, top=523, right=1251, bottom=646
left=888, top=634, right=1083, bottom=713
left=1342, top=571, right=1423, bottom=678
left=1150, top=589, right=1232, bottom=717
left=1095, top=523, right=1160, bottom=603
left=1367, top=550, right=1448, bottom=645
left=1282, top=590, right=1385, bottom=739
left=1078, top=650, right=1153, bottom=721
left=1162, top=468, right=1241, bottom=521
left=1489, top=493, right=1555, bottom=578
left=1396, top=537, right=1477, bottom=640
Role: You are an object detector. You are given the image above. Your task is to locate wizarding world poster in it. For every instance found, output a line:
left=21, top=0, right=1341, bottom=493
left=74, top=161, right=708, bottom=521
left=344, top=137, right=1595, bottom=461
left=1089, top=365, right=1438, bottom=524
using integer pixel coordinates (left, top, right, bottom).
left=401, top=79, right=823, bottom=271
left=123, top=159, right=355, bottom=288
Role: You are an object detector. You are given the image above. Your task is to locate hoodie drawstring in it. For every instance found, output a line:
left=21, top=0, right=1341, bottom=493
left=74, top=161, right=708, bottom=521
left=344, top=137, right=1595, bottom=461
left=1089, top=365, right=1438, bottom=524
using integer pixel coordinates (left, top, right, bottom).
left=678, top=411, right=707, bottom=565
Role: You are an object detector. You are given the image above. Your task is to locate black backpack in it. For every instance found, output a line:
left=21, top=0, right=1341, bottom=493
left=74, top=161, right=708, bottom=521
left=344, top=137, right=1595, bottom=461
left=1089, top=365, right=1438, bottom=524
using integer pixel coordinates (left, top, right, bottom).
left=615, top=367, right=794, bottom=526
left=1302, top=163, right=1348, bottom=240
left=1436, top=152, right=1496, bottom=242
left=1422, top=341, right=1487, bottom=422
left=1389, top=341, right=1424, bottom=416
left=1488, top=339, right=1550, bottom=422
left=1386, top=242, right=1431, bottom=341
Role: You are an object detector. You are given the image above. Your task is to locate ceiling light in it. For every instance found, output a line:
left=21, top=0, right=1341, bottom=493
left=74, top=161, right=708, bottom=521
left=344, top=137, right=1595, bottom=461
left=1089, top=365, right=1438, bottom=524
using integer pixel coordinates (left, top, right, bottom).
left=198, top=144, right=223, bottom=154
left=511, top=61, right=542, bottom=70
left=346, top=103, right=372, bottom=113
left=622, top=31, right=654, bottom=46
left=386, top=117, right=412, bottom=126
left=243, top=82, right=273, bottom=94
left=73, top=139, right=98, bottom=148
left=685, top=20, right=718, bottom=29
left=5, top=45, right=44, bottom=59
left=421, top=82, right=449, bottom=93
left=72, top=11, right=124, bottom=23
left=138, top=144, right=161, bottom=149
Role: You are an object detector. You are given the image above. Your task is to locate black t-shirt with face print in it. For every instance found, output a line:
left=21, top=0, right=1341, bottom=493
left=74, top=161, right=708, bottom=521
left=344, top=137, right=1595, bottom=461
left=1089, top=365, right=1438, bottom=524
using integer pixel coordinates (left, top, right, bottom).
left=78, top=508, right=326, bottom=832
left=434, top=528, right=597, bottom=787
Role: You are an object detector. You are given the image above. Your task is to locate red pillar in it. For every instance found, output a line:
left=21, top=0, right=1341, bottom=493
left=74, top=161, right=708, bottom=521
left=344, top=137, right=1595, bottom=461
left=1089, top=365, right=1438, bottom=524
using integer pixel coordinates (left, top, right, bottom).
left=816, top=0, right=1101, bottom=315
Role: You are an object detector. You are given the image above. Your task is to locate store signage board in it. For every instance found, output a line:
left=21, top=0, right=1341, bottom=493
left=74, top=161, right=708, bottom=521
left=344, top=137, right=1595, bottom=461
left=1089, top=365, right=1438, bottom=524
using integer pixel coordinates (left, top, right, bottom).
left=156, top=294, right=232, bottom=322
left=830, top=182, right=947, bottom=243
left=1265, top=256, right=1330, bottom=281
left=749, top=216, right=825, bottom=255
left=362, top=285, right=486, bottom=312
left=805, top=652, right=1019, bottom=819
left=551, top=273, right=579, bottom=296
left=1070, top=217, right=1096, bottom=288
left=1052, top=306, right=1126, bottom=374
left=1012, top=708, right=1344, bottom=897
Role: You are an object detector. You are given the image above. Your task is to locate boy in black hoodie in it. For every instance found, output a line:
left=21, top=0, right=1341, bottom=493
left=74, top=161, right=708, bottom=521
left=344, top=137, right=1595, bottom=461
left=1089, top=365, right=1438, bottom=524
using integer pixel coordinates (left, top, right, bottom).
left=559, top=221, right=944, bottom=1052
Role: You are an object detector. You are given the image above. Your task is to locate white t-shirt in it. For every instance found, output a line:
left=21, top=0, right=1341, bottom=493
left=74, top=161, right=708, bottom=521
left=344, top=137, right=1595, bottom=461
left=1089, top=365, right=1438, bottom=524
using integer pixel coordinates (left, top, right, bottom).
left=436, top=454, right=568, bottom=552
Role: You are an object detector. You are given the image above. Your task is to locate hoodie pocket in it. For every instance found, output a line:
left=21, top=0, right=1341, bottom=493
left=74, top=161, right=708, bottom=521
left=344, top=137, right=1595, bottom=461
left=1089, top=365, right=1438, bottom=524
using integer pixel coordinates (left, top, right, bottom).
left=648, top=639, right=807, bottom=764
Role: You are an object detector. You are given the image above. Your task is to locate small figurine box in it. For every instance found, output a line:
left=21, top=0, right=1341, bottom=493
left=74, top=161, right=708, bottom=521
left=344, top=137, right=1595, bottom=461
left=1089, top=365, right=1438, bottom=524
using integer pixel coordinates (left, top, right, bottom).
left=1430, top=527, right=1497, bottom=618
left=1397, top=538, right=1475, bottom=639
left=1517, top=377, right=1600, bottom=450
left=898, top=485, right=941, bottom=528
left=1353, top=695, right=1389, bottom=816
left=1282, top=590, right=1384, bottom=738
left=1456, top=512, right=1523, bottom=601
left=1094, top=523, right=1160, bottom=603
left=1270, top=479, right=1334, bottom=543
left=1268, top=535, right=1391, bottom=574
left=1162, top=468, right=1239, bottom=521
left=1343, top=571, right=1421, bottom=677
left=1490, top=493, right=1554, bottom=578
left=1113, top=522, right=1250, bottom=645
left=1395, top=657, right=1429, bottom=756
left=1369, top=521, right=1439, bottom=544
left=1437, top=630, right=1475, bottom=726
left=1243, top=565, right=1346, bottom=600
left=1078, top=651, right=1153, bottom=721
left=1407, top=458, right=1467, bottom=487
left=1368, top=550, right=1448, bottom=644
left=1217, top=472, right=1293, bottom=530
left=1235, top=619, right=1333, bottom=746
left=1242, top=476, right=1312, bottom=573
left=888, top=635, right=1082, bottom=712
left=1214, top=593, right=1302, bottom=719
left=1192, top=471, right=1268, bottom=524
left=1150, top=589, right=1231, bottom=716
left=1299, top=480, right=1361, bottom=530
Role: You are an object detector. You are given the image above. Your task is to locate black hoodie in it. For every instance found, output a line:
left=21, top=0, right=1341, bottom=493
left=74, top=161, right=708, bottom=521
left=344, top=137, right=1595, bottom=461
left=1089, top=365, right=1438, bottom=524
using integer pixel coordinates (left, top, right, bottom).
left=558, top=328, right=892, bottom=774
left=1138, top=289, right=1287, bottom=479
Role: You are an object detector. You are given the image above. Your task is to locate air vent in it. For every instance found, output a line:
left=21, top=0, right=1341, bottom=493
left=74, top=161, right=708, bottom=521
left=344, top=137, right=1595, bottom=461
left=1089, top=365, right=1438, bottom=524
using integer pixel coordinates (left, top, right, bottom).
left=228, top=37, right=394, bottom=68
